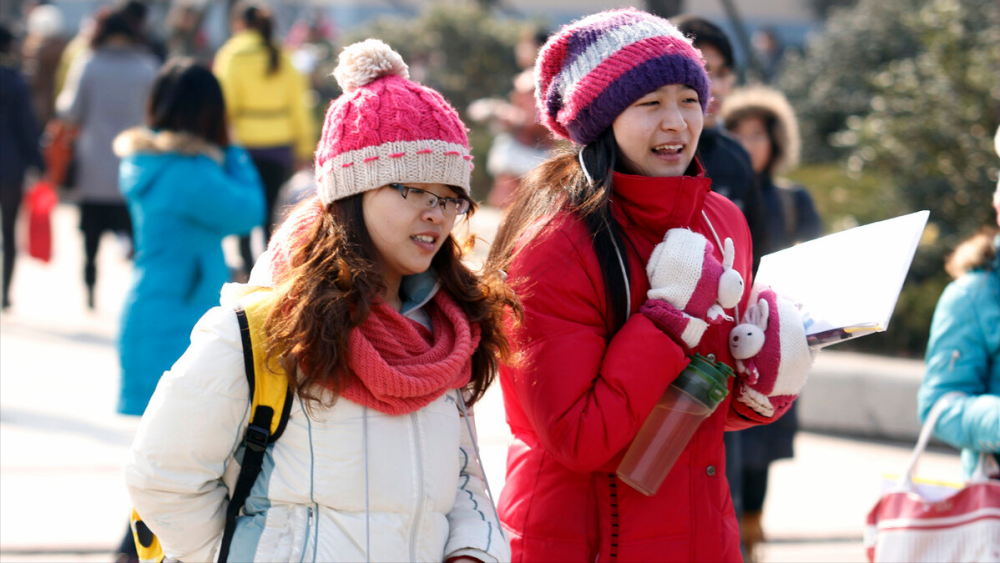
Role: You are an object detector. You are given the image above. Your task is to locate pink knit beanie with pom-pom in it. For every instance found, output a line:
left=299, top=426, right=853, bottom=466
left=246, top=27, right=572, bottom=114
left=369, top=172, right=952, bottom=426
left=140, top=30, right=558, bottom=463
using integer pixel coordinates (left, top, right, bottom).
left=314, top=39, right=473, bottom=203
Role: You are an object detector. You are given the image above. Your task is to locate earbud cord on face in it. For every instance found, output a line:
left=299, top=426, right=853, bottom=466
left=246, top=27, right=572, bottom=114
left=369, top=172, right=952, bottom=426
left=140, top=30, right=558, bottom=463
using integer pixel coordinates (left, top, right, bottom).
left=580, top=148, right=631, bottom=320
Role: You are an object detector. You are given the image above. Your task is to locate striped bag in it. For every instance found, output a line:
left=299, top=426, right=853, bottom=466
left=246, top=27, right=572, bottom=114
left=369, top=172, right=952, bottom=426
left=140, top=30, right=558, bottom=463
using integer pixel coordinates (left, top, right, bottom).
left=865, top=392, right=1000, bottom=562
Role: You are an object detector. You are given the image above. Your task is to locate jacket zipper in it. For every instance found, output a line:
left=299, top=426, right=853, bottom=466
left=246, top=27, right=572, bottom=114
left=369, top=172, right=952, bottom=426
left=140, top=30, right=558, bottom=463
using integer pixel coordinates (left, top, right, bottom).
left=299, top=505, right=313, bottom=563
left=409, top=412, right=425, bottom=561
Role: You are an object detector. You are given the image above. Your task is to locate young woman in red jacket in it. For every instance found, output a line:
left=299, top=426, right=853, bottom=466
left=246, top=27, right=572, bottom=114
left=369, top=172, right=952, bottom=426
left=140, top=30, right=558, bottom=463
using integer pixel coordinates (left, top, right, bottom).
left=487, top=9, right=813, bottom=562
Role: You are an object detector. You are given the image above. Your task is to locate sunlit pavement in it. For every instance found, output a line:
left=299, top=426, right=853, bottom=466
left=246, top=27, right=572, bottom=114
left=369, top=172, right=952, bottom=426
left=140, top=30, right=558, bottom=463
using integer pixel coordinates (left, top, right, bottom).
left=0, top=204, right=961, bottom=562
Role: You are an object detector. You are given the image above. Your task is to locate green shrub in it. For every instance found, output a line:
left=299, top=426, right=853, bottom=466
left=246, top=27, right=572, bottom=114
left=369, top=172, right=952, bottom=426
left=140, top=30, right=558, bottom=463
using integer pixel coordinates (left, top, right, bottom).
left=781, top=0, right=999, bottom=357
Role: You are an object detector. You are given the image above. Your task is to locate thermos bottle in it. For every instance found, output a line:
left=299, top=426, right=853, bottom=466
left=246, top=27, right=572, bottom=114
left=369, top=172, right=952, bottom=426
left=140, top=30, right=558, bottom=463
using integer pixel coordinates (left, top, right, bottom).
left=617, top=354, right=734, bottom=496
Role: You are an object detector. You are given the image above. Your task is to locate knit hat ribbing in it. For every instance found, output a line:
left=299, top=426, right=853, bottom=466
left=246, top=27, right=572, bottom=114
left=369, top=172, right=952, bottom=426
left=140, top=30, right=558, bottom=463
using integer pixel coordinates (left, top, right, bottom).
left=314, top=39, right=472, bottom=204
left=534, top=8, right=710, bottom=146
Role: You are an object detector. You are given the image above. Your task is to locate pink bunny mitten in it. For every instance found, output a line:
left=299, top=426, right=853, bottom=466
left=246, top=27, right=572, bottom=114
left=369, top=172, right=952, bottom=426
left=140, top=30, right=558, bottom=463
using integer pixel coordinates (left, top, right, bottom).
left=640, top=228, right=745, bottom=349
left=729, top=288, right=814, bottom=421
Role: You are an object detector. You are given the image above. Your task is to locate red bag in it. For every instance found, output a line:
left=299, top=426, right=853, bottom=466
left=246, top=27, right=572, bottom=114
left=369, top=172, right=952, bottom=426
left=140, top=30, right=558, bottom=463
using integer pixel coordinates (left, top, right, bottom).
left=41, top=120, right=79, bottom=189
left=25, top=180, right=57, bottom=262
left=865, top=392, right=1000, bottom=562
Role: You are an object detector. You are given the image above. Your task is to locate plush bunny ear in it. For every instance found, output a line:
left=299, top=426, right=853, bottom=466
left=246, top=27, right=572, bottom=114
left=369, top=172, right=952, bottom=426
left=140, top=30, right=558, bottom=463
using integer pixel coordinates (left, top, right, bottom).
left=722, top=238, right=735, bottom=270
left=756, top=298, right=770, bottom=330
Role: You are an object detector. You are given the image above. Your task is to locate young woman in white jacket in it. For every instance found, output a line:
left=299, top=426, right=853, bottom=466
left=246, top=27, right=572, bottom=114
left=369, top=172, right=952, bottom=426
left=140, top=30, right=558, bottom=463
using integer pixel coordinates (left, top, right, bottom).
left=125, top=40, right=514, bottom=563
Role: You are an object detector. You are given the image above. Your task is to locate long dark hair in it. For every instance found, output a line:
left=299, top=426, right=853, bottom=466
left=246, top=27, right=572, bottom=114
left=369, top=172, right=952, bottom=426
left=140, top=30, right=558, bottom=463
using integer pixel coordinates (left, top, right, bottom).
left=90, top=7, right=139, bottom=49
left=486, top=127, right=634, bottom=335
left=232, top=1, right=279, bottom=75
left=147, top=58, right=229, bottom=147
left=264, top=196, right=517, bottom=409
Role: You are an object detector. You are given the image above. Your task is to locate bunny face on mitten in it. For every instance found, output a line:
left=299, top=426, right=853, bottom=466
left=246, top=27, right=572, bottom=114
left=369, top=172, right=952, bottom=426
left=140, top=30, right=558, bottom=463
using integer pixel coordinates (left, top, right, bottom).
left=729, top=288, right=814, bottom=421
left=729, top=298, right=769, bottom=384
left=641, top=228, right=745, bottom=349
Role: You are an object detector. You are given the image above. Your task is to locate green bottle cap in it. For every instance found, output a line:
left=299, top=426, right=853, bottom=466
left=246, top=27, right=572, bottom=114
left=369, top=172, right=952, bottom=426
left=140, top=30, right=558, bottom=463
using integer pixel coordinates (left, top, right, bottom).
left=672, top=353, right=735, bottom=410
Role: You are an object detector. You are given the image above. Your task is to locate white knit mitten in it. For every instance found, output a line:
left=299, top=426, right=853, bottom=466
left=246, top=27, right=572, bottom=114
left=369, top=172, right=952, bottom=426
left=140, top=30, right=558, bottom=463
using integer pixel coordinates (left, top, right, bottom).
left=729, top=287, right=814, bottom=421
left=641, top=228, right=744, bottom=348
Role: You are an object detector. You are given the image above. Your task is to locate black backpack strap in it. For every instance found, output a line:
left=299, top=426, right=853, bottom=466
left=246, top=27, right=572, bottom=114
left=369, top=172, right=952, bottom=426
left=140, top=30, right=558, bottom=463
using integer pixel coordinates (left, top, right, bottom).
left=218, top=308, right=274, bottom=563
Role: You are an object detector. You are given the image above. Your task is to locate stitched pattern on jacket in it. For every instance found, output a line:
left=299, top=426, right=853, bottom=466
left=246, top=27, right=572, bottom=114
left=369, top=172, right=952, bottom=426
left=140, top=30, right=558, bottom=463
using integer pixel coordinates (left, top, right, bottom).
left=608, top=473, right=620, bottom=561
left=459, top=448, right=494, bottom=553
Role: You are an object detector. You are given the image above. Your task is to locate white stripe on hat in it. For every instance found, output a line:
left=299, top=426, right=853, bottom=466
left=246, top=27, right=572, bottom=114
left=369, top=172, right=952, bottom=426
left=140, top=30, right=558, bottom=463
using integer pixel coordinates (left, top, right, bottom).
left=555, top=18, right=685, bottom=101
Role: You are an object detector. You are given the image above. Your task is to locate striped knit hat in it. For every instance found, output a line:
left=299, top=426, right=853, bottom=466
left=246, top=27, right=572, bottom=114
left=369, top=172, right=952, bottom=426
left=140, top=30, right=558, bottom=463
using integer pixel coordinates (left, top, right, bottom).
left=535, top=8, right=710, bottom=146
left=314, top=39, right=472, bottom=204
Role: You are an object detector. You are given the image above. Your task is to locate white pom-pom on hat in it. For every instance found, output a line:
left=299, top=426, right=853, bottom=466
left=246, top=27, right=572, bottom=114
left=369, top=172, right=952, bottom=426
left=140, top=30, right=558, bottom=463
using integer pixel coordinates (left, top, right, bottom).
left=333, top=39, right=409, bottom=93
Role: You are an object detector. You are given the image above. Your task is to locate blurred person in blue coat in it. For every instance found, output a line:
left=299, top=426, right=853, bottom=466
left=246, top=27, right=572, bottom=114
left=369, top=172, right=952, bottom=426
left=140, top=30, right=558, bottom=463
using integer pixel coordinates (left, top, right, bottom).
left=918, top=129, right=1000, bottom=479
left=0, top=24, right=46, bottom=312
left=112, top=58, right=264, bottom=418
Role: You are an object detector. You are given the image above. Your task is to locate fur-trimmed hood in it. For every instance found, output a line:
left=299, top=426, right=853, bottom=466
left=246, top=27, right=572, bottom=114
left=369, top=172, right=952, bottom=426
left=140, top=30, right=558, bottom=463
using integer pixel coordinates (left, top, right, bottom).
left=720, top=86, right=801, bottom=175
left=115, top=128, right=227, bottom=201
left=946, top=230, right=999, bottom=279
left=113, top=127, right=224, bottom=164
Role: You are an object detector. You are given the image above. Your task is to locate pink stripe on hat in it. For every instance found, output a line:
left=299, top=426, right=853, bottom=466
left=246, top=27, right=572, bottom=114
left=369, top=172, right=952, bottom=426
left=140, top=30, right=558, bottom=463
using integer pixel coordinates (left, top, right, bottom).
left=314, top=40, right=471, bottom=203
left=557, top=35, right=703, bottom=126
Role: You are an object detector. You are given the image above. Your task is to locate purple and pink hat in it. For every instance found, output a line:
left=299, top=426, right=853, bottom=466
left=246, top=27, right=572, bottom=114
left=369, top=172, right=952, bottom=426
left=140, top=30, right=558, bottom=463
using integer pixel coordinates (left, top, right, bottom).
left=314, top=39, right=472, bottom=204
left=534, top=8, right=710, bottom=146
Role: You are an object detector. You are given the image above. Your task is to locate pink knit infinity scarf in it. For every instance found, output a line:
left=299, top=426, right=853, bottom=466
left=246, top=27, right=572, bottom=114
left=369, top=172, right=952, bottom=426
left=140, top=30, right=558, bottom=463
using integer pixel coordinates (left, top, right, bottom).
left=341, top=292, right=480, bottom=415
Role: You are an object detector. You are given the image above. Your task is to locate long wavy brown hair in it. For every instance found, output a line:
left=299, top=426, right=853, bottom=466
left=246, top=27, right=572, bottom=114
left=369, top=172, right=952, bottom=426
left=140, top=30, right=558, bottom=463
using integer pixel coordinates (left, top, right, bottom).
left=262, top=194, right=517, bottom=409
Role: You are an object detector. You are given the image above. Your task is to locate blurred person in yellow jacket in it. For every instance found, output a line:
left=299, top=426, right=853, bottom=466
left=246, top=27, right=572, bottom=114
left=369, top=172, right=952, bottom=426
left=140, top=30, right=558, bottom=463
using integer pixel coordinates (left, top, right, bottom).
left=213, top=1, right=314, bottom=276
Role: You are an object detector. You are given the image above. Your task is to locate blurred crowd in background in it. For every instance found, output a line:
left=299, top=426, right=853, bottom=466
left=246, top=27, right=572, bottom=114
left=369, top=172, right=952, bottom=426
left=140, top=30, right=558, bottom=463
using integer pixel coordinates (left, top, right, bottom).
left=1, top=0, right=996, bottom=354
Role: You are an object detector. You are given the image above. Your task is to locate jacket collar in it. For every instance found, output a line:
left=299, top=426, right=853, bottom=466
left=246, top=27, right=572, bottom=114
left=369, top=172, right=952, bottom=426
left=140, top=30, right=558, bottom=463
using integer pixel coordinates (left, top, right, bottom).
left=611, top=158, right=712, bottom=245
left=113, top=127, right=224, bottom=164
left=400, top=269, right=440, bottom=315
left=229, top=30, right=264, bottom=51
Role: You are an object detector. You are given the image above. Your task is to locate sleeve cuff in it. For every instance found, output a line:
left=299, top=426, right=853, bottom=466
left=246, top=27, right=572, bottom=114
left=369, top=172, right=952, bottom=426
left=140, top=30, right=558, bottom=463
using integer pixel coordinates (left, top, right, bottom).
left=445, top=548, right=494, bottom=563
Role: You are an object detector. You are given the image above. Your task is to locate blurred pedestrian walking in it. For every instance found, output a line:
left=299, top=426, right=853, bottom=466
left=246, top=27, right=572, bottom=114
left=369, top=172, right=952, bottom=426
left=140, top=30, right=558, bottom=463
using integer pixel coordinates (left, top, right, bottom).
left=723, top=86, right=822, bottom=255
left=113, top=58, right=264, bottom=417
left=20, top=3, right=68, bottom=126
left=55, top=6, right=158, bottom=309
left=119, top=0, right=167, bottom=63
left=53, top=13, right=94, bottom=98
left=721, top=84, right=823, bottom=562
left=1, top=23, right=47, bottom=312
left=213, top=1, right=315, bottom=278
left=487, top=9, right=813, bottom=561
left=111, top=59, right=264, bottom=562
left=125, top=39, right=511, bottom=563
left=917, top=127, right=1000, bottom=481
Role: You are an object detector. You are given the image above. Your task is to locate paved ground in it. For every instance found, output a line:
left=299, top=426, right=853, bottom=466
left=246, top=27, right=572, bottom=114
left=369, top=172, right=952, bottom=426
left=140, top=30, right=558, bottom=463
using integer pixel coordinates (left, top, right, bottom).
left=0, top=204, right=964, bottom=562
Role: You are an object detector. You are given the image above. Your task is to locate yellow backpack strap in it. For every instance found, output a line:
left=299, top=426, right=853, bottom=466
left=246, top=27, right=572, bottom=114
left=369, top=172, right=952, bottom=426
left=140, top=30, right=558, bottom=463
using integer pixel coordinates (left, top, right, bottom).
left=240, top=289, right=293, bottom=440
left=131, top=289, right=292, bottom=563
left=218, top=289, right=292, bottom=563
left=130, top=508, right=165, bottom=563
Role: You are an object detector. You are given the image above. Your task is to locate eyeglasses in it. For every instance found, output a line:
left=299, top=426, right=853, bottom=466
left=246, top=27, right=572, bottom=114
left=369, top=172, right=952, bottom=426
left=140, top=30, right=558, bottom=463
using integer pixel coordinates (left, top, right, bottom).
left=389, top=183, right=471, bottom=216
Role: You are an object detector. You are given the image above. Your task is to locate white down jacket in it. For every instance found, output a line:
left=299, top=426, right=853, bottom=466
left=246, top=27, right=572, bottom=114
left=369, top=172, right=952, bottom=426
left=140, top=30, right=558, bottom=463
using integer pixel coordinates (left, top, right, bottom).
left=125, top=282, right=509, bottom=563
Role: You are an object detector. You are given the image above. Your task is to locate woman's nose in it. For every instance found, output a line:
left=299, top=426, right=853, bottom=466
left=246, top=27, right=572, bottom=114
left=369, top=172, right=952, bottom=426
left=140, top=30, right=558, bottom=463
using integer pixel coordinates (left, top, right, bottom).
left=660, top=105, right=688, bottom=132
left=422, top=204, right=446, bottom=223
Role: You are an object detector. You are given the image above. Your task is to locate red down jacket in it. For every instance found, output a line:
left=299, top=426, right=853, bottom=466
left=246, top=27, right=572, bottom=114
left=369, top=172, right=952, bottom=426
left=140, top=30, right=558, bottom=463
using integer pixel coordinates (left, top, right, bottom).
left=498, top=163, right=768, bottom=562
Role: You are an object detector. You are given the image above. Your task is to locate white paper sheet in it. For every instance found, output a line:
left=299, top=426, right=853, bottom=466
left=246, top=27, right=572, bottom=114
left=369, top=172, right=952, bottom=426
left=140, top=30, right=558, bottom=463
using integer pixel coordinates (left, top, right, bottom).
left=753, top=210, right=929, bottom=348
